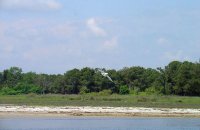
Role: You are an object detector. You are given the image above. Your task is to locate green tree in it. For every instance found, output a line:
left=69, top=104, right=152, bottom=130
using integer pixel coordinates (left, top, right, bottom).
left=175, top=61, right=200, bottom=96
left=64, top=69, right=81, bottom=94
left=80, top=67, right=95, bottom=92
left=3, top=67, right=22, bottom=88
left=164, top=61, right=182, bottom=94
left=35, top=74, right=51, bottom=94
left=53, top=75, right=66, bottom=94
left=22, top=72, right=37, bottom=84
left=157, top=67, right=167, bottom=94
left=119, top=66, right=150, bottom=91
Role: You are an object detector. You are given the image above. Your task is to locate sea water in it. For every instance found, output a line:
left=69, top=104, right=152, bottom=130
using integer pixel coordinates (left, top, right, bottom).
left=0, top=117, right=200, bottom=130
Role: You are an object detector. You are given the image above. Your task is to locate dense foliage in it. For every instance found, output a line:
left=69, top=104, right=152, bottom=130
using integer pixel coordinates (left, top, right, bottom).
left=0, top=61, right=199, bottom=96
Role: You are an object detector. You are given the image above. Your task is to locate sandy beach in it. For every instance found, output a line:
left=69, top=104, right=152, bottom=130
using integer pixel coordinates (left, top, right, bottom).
left=0, top=105, right=200, bottom=117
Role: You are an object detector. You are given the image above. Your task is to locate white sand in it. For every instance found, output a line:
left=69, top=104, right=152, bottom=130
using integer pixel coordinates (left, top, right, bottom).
left=1, top=105, right=200, bottom=117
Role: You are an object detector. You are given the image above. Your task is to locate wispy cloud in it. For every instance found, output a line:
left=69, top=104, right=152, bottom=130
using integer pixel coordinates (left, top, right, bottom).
left=86, top=17, right=119, bottom=50
left=102, top=37, right=118, bottom=49
left=86, top=18, right=107, bottom=37
left=0, top=0, right=62, bottom=11
left=164, top=50, right=189, bottom=61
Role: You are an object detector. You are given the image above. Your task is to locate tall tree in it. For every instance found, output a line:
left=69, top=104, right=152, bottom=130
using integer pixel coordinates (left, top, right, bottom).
left=165, top=61, right=182, bottom=94
left=64, top=69, right=81, bottom=94
left=3, top=67, right=22, bottom=87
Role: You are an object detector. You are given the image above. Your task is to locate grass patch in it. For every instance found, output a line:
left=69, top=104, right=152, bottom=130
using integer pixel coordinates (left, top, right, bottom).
left=0, top=94, right=200, bottom=108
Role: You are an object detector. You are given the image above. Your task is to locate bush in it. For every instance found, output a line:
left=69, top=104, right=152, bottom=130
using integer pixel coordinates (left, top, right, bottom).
left=119, top=85, right=129, bottom=95
left=29, top=85, right=42, bottom=94
left=14, top=83, right=42, bottom=94
left=1, top=87, right=19, bottom=95
left=138, top=92, right=148, bottom=96
left=145, top=86, right=162, bottom=95
left=130, top=89, right=139, bottom=95
left=99, top=89, right=112, bottom=96
left=79, top=86, right=90, bottom=95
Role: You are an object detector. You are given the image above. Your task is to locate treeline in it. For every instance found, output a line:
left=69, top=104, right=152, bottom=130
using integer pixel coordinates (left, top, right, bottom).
left=0, top=61, right=200, bottom=96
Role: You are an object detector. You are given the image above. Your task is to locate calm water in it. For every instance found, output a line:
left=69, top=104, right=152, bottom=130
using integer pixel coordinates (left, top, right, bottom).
left=0, top=117, right=200, bottom=130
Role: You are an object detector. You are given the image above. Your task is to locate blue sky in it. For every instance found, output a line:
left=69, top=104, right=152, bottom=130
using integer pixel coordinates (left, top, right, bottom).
left=0, top=0, right=200, bottom=74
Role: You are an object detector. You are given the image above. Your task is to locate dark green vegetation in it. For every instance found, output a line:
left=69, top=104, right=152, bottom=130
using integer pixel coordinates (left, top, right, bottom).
left=1, top=94, right=200, bottom=108
left=0, top=60, right=200, bottom=96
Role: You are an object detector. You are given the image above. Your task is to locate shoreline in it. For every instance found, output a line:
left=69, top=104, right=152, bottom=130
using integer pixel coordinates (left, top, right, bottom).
left=1, top=105, right=200, bottom=118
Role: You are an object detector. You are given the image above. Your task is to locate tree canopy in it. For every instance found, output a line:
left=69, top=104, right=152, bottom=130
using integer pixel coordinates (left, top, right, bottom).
left=0, top=60, right=200, bottom=96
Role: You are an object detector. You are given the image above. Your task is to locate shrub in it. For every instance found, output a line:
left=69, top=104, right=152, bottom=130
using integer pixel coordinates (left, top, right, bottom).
left=138, top=92, right=148, bottom=96
left=130, top=89, right=139, bottom=95
left=29, top=85, right=42, bottom=94
left=14, top=83, right=42, bottom=94
left=145, top=86, right=162, bottom=95
left=79, top=86, right=90, bottom=95
left=1, top=87, right=19, bottom=95
left=99, top=89, right=112, bottom=96
left=119, top=85, right=129, bottom=95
